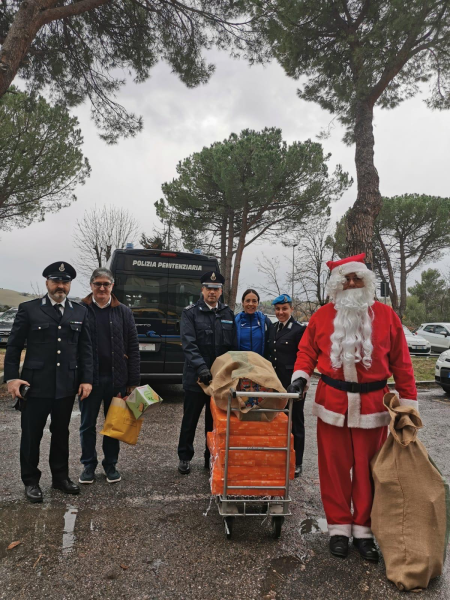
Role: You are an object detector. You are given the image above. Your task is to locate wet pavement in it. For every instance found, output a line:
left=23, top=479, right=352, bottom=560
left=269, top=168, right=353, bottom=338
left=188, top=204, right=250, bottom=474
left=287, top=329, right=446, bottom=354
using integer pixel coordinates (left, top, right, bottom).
left=0, top=382, right=449, bottom=599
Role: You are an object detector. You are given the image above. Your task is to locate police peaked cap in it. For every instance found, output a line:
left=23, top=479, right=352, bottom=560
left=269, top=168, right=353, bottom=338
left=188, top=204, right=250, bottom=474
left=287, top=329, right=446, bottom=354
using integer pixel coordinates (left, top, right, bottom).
left=272, top=294, right=292, bottom=305
left=42, top=261, right=77, bottom=281
left=200, top=271, right=224, bottom=288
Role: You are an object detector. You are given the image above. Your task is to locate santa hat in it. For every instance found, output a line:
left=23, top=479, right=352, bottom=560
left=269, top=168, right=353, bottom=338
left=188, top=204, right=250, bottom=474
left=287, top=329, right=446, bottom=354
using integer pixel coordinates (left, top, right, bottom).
left=326, top=253, right=369, bottom=276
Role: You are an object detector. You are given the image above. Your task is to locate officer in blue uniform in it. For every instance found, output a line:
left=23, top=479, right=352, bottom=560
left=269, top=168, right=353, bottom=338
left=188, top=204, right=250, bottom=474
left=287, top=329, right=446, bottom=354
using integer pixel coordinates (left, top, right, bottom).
left=177, top=271, right=237, bottom=475
left=268, top=294, right=307, bottom=477
left=4, top=262, right=93, bottom=503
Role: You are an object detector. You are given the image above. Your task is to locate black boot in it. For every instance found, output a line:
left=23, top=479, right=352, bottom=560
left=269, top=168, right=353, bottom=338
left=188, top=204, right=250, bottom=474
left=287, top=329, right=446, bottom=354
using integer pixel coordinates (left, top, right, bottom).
left=353, top=538, right=379, bottom=562
left=52, top=478, right=80, bottom=494
left=329, top=535, right=349, bottom=558
left=25, top=484, right=43, bottom=503
left=178, top=460, right=191, bottom=475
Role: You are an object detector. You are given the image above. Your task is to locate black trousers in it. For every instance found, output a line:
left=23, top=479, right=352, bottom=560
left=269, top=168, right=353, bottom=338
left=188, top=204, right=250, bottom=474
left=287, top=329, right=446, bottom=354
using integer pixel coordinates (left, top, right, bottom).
left=292, top=399, right=305, bottom=467
left=20, top=395, right=75, bottom=485
left=178, top=389, right=213, bottom=461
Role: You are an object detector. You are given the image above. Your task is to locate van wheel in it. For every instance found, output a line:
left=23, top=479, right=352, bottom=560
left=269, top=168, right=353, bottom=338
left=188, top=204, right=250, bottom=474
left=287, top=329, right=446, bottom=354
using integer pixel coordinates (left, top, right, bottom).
left=441, top=385, right=450, bottom=394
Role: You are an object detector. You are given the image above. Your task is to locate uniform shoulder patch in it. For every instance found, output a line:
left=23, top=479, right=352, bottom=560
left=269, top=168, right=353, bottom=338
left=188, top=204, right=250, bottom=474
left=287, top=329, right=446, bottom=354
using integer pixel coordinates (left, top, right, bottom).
left=184, top=304, right=195, bottom=310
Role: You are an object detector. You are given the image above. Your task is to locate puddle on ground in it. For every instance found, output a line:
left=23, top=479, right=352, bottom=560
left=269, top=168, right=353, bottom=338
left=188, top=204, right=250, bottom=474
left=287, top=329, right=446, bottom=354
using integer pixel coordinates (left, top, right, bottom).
left=0, top=503, right=93, bottom=560
left=62, top=506, right=78, bottom=554
left=299, top=517, right=328, bottom=534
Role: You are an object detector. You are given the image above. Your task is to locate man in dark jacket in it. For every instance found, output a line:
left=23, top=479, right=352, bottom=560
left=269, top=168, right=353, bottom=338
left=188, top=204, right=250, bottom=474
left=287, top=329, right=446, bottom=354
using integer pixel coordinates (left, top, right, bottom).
left=178, top=271, right=237, bottom=475
left=5, top=262, right=93, bottom=503
left=79, top=267, right=140, bottom=485
left=268, top=294, right=306, bottom=477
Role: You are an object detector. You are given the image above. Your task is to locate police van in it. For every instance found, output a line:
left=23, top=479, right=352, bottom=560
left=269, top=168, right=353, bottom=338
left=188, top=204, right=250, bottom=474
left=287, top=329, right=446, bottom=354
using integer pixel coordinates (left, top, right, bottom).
left=110, top=248, right=220, bottom=382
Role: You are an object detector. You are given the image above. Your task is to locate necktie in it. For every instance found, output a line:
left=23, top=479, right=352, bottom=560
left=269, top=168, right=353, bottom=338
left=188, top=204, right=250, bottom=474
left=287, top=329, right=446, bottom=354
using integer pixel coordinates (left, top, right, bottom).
left=54, top=303, right=63, bottom=317
left=278, top=322, right=283, bottom=333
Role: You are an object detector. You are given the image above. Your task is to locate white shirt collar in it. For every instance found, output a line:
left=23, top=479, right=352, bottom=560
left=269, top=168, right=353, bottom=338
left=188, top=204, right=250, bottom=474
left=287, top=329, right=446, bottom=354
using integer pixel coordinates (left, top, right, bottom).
left=93, top=295, right=112, bottom=309
left=205, top=301, right=218, bottom=310
left=48, top=295, right=67, bottom=308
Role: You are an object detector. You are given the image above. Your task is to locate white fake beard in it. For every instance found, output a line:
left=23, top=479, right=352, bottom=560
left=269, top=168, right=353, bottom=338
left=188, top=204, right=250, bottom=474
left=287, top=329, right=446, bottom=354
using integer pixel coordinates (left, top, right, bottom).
left=330, top=288, right=374, bottom=370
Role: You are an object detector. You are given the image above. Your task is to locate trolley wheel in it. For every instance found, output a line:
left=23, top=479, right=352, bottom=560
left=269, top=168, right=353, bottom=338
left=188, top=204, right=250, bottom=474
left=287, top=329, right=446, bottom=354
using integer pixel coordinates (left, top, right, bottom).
left=271, top=516, right=284, bottom=539
left=224, top=516, right=234, bottom=539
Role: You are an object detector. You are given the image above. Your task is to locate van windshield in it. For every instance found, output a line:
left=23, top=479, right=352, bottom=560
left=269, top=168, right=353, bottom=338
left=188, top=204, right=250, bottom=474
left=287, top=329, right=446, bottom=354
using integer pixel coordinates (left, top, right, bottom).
left=115, top=274, right=202, bottom=317
left=168, top=278, right=201, bottom=316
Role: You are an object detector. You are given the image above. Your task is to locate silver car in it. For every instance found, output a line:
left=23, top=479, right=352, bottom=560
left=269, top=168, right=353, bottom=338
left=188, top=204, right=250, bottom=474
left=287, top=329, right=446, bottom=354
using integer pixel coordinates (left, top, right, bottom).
left=0, top=307, right=18, bottom=346
left=435, top=349, right=450, bottom=394
left=402, top=325, right=431, bottom=355
left=415, top=323, right=450, bottom=353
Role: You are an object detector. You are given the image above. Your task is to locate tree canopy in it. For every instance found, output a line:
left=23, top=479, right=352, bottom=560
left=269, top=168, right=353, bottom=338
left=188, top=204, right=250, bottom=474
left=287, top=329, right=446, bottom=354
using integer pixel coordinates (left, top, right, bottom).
left=373, top=194, right=450, bottom=317
left=332, top=194, right=450, bottom=317
left=159, top=127, right=350, bottom=307
left=0, top=87, right=90, bottom=230
left=243, top=1, right=450, bottom=260
left=73, top=205, right=139, bottom=279
left=407, top=269, right=450, bottom=324
left=0, top=1, right=260, bottom=143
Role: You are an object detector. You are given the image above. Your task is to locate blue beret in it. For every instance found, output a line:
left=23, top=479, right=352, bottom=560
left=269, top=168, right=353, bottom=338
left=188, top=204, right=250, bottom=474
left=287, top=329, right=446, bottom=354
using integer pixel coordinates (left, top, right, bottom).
left=272, top=294, right=292, bottom=306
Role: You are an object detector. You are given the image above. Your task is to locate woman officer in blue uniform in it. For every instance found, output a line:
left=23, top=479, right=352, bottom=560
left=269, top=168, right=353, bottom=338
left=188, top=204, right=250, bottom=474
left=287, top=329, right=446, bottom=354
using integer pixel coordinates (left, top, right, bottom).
left=235, top=289, right=273, bottom=358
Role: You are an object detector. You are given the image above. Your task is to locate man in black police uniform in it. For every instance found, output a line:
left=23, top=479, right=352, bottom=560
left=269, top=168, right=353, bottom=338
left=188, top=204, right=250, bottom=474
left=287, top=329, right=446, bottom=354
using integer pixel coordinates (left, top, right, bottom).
left=268, top=294, right=307, bottom=477
left=4, top=262, right=93, bottom=503
left=177, top=271, right=237, bottom=475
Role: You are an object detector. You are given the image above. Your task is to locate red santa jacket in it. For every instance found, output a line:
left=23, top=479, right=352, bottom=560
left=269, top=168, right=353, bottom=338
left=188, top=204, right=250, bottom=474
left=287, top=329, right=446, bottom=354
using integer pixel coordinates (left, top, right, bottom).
left=292, top=301, right=417, bottom=429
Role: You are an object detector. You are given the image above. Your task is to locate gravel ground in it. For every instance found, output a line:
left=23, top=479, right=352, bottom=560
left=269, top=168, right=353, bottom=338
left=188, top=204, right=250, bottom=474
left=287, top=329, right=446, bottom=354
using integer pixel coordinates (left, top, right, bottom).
left=0, top=382, right=449, bottom=600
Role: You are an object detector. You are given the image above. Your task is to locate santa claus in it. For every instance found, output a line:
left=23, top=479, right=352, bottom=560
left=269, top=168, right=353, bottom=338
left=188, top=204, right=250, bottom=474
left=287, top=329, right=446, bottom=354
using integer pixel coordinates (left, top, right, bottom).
left=287, top=253, right=417, bottom=562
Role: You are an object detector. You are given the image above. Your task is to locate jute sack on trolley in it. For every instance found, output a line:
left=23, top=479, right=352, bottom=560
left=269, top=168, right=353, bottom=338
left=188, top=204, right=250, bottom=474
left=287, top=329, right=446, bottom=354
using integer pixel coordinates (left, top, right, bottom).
left=371, top=392, right=450, bottom=592
left=200, top=351, right=287, bottom=422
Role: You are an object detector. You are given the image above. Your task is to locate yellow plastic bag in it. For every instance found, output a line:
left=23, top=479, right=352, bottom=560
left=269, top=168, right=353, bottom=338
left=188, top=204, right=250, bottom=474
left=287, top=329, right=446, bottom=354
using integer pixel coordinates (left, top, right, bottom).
left=100, top=397, right=143, bottom=445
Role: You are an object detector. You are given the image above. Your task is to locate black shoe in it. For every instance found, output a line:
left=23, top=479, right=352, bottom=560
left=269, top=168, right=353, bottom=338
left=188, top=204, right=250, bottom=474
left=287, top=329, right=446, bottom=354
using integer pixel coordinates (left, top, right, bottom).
left=178, top=460, right=191, bottom=475
left=329, top=535, right=349, bottom=558
left=52, top=478, right=80, bottom=495
left=353, top=538, right=379, bottom=562
left=105, top=466, right=121, bottom=483
left=79, top=466, right=96, bottom=484
left=295, top=465, right=302, bottom=478
left=25, top=484, right=43, bottom=503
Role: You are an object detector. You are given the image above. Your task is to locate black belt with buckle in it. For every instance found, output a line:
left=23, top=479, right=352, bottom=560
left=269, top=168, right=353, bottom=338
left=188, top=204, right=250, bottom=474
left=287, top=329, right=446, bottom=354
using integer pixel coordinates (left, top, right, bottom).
left=321, top=374, right=387, bottom=394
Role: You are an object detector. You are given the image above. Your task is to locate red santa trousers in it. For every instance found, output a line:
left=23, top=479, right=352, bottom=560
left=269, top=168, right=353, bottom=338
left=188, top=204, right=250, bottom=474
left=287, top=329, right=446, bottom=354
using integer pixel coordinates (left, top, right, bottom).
left=317, top=417, right=387, bottom=538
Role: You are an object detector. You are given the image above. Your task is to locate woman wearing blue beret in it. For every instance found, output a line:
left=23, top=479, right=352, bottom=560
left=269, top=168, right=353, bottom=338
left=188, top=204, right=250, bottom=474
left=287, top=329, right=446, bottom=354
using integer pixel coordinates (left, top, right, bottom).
left=268, top=294, right=307, bottom=477
left=235, top=289, right=273, bottom=358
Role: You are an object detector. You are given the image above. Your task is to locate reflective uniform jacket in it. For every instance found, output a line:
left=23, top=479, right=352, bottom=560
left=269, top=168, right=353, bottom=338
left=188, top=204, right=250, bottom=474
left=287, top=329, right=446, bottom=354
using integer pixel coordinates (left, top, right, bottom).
left=181, top=298, right=237, bottom=392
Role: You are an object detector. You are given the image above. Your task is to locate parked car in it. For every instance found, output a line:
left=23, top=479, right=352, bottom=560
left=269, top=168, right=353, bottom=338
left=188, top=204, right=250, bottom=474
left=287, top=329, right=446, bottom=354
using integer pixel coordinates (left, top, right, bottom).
left=435, top=349, right=450, bottom=394
left=0, top=307, right=18, bottom=346
left=415, top=323, right=450, bottom=353
left=402, top=325, right=431, bottom=355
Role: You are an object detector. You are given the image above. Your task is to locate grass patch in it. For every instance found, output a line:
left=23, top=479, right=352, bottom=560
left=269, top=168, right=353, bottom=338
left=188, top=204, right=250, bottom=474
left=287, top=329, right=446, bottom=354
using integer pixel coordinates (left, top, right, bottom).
left=388, top=356, right=436, bottom=383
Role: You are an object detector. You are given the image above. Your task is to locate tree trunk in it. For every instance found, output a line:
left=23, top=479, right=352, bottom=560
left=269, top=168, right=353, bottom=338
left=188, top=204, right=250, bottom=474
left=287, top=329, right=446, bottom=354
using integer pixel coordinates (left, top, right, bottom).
left=223, top=209, right=234, bottom=305
left=0, top=0, right=49, bottom=98
left=220, top=212, right=227, bottom=274
left=229, top=206, right=248, bottom=310
left=376, top=233, right=400, bottom=314
left=346, top=101, right=382, bottom=266
left=399, top=239, right=407, bottom=319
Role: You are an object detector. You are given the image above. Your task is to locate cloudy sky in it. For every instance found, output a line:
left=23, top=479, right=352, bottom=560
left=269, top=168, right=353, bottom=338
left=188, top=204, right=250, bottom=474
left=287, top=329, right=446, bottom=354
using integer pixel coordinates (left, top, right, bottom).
left=1, top=49, right=450, bottom=300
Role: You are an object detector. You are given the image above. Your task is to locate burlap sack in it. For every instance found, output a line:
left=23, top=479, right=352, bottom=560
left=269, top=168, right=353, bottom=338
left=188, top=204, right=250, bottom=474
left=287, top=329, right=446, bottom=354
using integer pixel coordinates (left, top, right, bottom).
left=371, top=392, right=450, bottom=591
left=200, top=351, right=287, bottom=422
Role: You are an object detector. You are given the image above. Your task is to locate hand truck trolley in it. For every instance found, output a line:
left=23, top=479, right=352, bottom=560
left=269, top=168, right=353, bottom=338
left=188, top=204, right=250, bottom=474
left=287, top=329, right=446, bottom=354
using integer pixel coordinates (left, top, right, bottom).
left=214, top=388, right=301, bottom=539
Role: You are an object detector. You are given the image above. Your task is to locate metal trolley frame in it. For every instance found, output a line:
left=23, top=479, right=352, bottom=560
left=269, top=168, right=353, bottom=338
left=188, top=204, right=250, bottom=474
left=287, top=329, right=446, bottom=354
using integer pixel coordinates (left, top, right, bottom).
left=215, top=389, right=301, bottom=539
